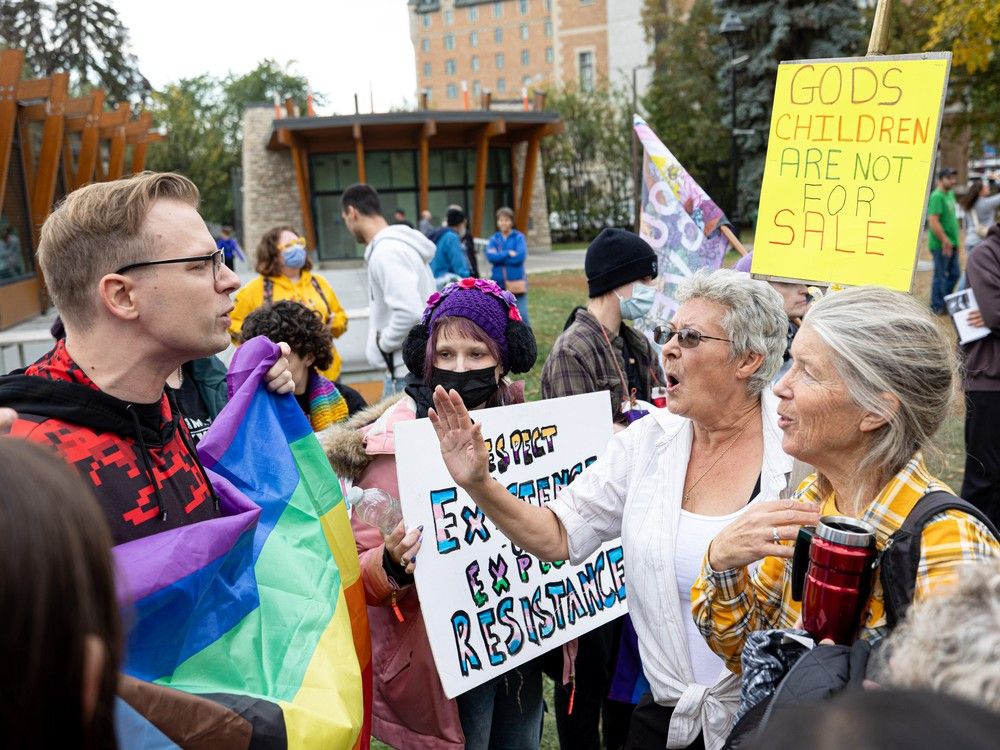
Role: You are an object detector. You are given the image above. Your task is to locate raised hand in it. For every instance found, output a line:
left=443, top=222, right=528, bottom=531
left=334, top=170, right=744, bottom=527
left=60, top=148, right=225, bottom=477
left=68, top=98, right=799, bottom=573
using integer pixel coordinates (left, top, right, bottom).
left=428, top=385, right=492, bottom=490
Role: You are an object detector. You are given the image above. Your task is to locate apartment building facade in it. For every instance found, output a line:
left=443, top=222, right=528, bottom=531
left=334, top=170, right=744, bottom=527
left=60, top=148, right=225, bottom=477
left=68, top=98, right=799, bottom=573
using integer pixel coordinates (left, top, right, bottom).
left=408, top=0, right=651, bottom=106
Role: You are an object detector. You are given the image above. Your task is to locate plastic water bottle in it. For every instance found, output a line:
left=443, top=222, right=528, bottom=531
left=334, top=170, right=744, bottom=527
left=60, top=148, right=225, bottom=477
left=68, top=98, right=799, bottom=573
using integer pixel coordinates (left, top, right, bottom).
left=347, top=486, right=403, bottom=535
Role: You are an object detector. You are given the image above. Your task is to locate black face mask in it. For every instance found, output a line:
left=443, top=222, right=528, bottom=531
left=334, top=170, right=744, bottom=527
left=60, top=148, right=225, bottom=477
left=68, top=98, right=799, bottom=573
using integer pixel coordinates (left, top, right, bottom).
left=430, top=365, right=500, bottom=409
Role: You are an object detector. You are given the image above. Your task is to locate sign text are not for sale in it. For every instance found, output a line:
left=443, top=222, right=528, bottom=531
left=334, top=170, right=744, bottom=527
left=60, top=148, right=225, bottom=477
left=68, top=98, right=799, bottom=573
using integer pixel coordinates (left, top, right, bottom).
left=752, top=53, right=950, bottom=291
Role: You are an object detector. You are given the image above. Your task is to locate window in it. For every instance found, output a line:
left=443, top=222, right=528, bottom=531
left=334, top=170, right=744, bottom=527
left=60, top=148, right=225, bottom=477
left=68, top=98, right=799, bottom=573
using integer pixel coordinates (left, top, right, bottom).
left=497, top=77, right=506, bottom=94
left=473, top=81, right=481, bottom=97
left=471, top=55, right=480, bottom=72
left=422, top=14, right=431, bottom=29
left=519, top=0, right=528, bottom=15
left=521, top=49, right=530, bottom=65
left=468, top=6, right=478, bottom=21
left=447, top=83, right=458, bottom=99
left=544, top=19, right=553, bottom=37
left=494, top=27, right=503, bottom=43
left=444, top=34, right=455, bottom=50
left=444, top=9, right=453, bottom=24
left=493, top=1, right=502, bottom=17
left=579, top=50, right=594, bottom=92
left=545, top=47, right=554, bottom=63
left=423, top=62, right=431, bottom=76
left=496, top=52, right=505, bottom=69
left=545, top=0, right=552, bottom=9
left=422, top=38, right=430, bottom=52
left=470, top=30, right=478, bottom=47
left=445, top=59, right=456, bottom=75
left=520, top=24, right=529, bottom=40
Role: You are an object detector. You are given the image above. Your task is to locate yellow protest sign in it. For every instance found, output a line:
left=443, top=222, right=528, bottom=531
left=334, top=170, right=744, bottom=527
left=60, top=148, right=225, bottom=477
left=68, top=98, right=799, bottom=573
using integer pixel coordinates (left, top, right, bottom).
left=751, top=54, right=950, bottom=291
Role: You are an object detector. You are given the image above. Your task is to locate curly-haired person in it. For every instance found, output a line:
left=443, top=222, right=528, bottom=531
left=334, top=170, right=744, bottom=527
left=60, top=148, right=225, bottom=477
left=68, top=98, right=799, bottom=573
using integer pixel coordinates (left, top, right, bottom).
left=242, top=301, right=350, bottom=431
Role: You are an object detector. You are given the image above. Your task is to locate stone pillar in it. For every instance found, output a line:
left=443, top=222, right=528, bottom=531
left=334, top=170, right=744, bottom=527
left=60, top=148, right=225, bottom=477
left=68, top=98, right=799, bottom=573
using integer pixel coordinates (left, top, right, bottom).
left=511, top=141, right=552, bottom=252
left=241, top=105, right=302, bottom=264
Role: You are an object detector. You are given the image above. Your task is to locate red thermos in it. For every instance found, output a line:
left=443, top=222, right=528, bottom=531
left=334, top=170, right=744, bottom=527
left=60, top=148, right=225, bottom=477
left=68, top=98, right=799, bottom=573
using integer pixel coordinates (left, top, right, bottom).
left=801, top=515, right=877, bottom=645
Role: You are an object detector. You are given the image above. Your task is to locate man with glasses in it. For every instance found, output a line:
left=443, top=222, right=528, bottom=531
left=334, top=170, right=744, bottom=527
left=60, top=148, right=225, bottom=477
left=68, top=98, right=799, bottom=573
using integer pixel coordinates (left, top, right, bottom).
left=0, top=172, right=294, bottom=544
left=538, top=227, right=663, bottom=750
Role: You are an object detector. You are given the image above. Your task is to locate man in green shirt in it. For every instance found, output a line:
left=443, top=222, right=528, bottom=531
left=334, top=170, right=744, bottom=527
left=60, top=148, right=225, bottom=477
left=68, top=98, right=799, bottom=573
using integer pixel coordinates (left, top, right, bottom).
left=928, top=167, right=961, bottom=313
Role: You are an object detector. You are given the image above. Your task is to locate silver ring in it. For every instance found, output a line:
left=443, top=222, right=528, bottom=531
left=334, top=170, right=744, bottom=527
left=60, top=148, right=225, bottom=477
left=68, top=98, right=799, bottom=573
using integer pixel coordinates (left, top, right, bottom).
left=772, top=527, right=781, bottom=544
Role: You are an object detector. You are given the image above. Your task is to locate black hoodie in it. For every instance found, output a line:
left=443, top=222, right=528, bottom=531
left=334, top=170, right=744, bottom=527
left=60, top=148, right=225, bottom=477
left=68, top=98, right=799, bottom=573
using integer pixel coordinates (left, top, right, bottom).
left=0, top=340, right=220, bottom=544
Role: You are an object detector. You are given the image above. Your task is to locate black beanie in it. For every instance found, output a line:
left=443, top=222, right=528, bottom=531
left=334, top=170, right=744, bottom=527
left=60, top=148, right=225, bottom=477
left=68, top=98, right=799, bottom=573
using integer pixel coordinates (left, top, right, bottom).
left=585, top=228, right=658, bottom=298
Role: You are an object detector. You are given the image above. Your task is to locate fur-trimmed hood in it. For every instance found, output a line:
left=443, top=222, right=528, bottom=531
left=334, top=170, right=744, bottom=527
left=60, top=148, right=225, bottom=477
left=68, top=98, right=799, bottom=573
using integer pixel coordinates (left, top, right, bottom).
left=320, top=393, right=408, bottom=481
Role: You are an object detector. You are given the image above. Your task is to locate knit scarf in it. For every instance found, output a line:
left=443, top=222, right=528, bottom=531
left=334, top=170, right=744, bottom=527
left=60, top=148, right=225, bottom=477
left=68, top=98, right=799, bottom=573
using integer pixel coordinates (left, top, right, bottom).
left=307, top=371, right=348, bottom=431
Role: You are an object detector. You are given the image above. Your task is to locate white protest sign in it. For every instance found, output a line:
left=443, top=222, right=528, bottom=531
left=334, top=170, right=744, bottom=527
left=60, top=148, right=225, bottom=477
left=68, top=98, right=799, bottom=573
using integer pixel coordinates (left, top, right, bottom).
left=394, top=392, right=625, bottom=698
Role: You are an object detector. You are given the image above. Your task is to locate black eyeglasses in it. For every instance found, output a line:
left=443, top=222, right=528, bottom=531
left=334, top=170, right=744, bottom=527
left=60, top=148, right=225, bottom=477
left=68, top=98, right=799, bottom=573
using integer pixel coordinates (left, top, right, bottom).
left=116, top=249, right=224, bottom=281
left=653, top=325, right=730, bottom=348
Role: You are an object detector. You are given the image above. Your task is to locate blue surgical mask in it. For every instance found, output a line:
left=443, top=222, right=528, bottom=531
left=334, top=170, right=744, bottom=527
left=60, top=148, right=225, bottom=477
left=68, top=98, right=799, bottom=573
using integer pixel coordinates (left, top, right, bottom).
left=617, top=282, right=656, bottom=320
left=282, top=244, right=307, bottom=269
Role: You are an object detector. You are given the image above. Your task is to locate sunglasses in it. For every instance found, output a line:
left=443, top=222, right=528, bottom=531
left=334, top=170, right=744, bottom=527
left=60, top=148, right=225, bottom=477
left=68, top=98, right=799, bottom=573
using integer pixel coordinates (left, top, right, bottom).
left=277, top=237, right=307, bottom=252
left=652, top=325, right=730, bottom=348
left=116, top=249, right=224, bottom=281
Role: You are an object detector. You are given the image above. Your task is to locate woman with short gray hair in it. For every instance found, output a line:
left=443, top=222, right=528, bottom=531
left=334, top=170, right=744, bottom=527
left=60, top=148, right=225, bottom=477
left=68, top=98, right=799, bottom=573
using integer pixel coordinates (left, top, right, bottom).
left=693, top=286, right=999, bottom=675
left=428, top=268, right=800, bottom=749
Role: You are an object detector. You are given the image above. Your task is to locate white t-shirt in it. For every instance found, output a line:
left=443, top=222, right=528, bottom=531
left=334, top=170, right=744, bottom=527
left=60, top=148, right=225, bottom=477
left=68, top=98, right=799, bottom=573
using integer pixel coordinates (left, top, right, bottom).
left=675, top=508, right=747, bottom=687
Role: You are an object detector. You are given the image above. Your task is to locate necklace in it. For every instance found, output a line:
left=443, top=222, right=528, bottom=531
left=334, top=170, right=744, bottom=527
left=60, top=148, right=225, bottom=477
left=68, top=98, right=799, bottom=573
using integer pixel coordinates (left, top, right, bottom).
left=684, top=411, right=757, bottom=506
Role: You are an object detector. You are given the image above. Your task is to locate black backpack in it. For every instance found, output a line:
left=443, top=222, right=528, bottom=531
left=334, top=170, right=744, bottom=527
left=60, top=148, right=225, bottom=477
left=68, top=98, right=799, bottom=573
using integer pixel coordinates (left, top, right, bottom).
left=879, top=490, right=998, bottom=628
left=724, top=491, right=999, bottom=748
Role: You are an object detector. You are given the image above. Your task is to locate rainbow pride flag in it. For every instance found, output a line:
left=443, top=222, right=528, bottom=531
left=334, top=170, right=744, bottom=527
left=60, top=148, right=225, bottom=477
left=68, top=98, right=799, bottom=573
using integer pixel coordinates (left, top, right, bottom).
left=114, top=337, right=371, bottom=749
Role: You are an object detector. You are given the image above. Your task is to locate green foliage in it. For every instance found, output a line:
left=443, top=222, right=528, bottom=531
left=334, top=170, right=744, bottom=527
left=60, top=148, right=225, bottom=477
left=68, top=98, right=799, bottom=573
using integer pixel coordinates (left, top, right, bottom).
left=642, top=0, right=730, bottom=218
left=712, top=0, right=865, bottom=225
left=0, top=0, right=149, bottom=104
left=541, top=84, right=634, bottom=243
left=144, top=60, right=315, bottom=225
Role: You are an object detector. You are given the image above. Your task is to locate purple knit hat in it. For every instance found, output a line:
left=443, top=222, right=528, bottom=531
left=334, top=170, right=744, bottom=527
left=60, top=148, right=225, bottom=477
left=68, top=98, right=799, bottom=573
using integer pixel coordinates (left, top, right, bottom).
left=422, top=278, right=521, bottom=363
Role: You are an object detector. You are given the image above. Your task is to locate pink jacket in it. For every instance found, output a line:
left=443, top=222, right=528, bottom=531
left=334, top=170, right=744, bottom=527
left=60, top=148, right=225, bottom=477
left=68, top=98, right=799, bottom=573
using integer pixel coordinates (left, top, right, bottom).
left=326, top=395, right=464, bottom=749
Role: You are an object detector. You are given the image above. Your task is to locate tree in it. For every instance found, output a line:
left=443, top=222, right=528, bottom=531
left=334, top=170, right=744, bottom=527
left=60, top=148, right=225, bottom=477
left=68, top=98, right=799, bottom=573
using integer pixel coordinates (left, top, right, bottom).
left=219, top=60, right=315, bottom=154
left=642, top=0, right=730, bottom=217
left=712, top=0, right=865, bottom=224
left=541, top=84, right=634, bottom=243
left=144, top=60, right=318, bottom=225
left=0, top=0, right=149, bottom=103
left=144, top=77, right=232, bottom=223
left=924, top=0, right=1000, bottom=75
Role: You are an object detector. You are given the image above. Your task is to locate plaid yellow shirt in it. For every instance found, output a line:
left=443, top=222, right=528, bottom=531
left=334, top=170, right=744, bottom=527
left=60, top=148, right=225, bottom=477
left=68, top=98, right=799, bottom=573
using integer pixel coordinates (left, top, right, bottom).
left=691, top=454, right=1000, bottom=674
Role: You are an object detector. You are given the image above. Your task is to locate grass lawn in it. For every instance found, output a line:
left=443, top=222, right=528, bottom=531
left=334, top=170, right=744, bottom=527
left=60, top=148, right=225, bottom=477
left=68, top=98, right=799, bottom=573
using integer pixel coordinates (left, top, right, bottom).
left=373, top=246, right=966, bottom=749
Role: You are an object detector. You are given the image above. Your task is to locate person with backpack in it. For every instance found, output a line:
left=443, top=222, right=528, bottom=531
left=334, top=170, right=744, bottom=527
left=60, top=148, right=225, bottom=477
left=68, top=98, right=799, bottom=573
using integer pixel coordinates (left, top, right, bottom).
left=229, top=225, right=366, bottom=414
left=692, top=286, right=1000, bottom=679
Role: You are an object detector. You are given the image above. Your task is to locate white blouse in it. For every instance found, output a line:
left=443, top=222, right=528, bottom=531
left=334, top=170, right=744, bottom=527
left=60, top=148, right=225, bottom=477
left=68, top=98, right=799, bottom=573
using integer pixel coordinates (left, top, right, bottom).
left=547, top=390, right=792, bottom=750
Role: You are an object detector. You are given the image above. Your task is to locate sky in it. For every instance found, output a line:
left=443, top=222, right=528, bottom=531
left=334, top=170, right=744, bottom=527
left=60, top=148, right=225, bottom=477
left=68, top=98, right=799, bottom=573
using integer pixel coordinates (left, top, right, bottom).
left=111, top=0, right=418, bottom=114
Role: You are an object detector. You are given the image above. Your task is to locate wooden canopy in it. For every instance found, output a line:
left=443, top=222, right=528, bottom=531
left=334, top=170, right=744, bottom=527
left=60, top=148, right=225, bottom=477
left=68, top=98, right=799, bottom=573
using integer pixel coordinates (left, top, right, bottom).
left=0, top=48, right=164, bottom=329
left=267, top=110, right=563, bottom=249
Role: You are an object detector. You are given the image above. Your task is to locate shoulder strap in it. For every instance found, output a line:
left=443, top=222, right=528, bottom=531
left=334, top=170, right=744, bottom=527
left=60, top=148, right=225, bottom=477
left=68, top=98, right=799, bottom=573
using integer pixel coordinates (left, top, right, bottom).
left=263, top=277, right=274, bottom=305
left=880, top=490, right=999, bottom=629
left=309, top=275, right=332, bottom=320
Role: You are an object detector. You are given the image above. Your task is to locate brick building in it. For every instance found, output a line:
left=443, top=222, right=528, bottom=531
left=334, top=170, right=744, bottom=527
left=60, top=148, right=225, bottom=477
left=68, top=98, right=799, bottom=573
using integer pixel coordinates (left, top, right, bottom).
left=408, top=0, right=652, bottom=104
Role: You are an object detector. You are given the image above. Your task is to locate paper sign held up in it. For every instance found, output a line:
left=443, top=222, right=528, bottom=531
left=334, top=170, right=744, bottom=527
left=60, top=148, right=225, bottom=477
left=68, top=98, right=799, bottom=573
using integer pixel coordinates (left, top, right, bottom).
left=393, top=392, right=624, bottom=698
left=752, top=53, right=950, bottom=291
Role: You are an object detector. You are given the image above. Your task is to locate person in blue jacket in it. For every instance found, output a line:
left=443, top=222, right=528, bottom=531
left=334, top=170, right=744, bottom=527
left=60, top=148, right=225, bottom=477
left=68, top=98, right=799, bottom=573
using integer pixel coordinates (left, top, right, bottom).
left=430, top=207, right=471, bottom=289
left=486, top=206, right=529, bottom=325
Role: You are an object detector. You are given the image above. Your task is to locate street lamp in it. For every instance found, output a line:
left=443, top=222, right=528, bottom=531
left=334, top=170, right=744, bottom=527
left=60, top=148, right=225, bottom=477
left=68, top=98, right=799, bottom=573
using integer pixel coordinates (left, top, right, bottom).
left=719, top=10, right=746, bottom=223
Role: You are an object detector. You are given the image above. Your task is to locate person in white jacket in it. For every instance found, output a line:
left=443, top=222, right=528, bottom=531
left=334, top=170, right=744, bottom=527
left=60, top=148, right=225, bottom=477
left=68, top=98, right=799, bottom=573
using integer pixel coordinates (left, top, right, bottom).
left=341, top=184, right=436, bottom=395
left=428, top=269, right=806, bottom=750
